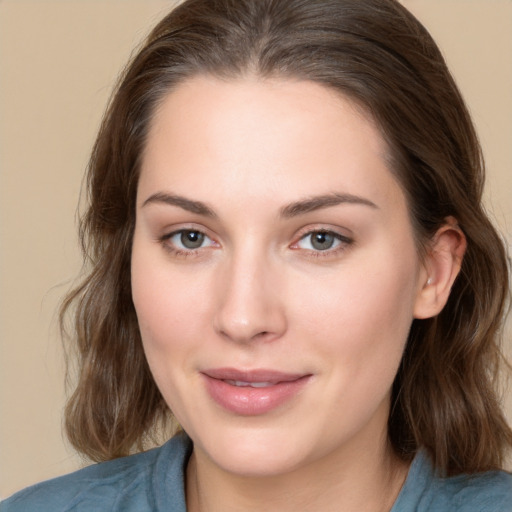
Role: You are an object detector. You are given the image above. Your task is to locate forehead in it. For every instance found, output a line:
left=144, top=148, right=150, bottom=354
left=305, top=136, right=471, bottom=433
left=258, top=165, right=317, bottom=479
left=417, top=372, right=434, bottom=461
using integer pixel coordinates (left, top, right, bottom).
left=139, top=76, right=403, bottom=214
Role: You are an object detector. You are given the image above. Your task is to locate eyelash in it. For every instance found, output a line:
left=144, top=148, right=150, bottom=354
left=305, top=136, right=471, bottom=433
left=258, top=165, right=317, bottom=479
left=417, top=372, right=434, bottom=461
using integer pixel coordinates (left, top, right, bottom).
left=291, top=229, right=353, bottom=259
left=159, top=228, right=217, bottom=258
left=158, top=228, right=353, bottom=259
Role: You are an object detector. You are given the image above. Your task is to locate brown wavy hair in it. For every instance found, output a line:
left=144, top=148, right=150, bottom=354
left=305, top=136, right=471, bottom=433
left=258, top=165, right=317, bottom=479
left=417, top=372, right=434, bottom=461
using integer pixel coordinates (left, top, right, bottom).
left=61, top=0, right=512, bottom=475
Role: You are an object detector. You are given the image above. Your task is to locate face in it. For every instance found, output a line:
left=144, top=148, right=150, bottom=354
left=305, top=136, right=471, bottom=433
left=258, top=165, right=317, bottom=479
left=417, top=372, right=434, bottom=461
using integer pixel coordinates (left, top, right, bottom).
left=132, top=76, right=427, bottom=477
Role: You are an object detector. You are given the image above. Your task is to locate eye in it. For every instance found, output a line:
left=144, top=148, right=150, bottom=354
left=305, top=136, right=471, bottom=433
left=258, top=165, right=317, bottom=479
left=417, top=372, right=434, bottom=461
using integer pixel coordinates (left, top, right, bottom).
left=295, top=230, right=351, bottom=252
left=164, top=229, right=215, bottom=251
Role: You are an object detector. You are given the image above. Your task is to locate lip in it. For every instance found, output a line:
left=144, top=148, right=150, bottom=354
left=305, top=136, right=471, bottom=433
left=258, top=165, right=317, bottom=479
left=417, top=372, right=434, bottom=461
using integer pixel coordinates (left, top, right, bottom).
left=201, top=367, right=312, bottom=416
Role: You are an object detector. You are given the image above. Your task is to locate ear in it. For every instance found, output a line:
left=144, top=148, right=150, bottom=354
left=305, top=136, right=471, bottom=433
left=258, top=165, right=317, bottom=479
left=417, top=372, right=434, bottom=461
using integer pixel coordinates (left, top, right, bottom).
left=414, top=217, right=467, bottom=319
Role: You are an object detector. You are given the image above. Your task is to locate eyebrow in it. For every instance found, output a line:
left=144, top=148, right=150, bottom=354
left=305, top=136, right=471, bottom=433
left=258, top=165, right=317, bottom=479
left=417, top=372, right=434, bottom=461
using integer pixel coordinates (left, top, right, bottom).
left=142, top=192, right=217, bottom=217
left=141, top=191, right=378, bottom=218
left=280, top=193, right=378, bottom=217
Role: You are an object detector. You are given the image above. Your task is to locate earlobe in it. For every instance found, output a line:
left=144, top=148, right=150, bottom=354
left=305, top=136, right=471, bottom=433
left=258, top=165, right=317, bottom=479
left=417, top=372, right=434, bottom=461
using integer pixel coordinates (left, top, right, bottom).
left=413, top=217, right=467, bottom=319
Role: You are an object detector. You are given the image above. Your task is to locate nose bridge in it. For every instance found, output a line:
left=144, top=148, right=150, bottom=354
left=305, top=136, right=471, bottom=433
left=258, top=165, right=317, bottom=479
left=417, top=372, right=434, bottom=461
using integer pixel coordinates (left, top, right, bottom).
left=213, top=242, right=286, bottom=343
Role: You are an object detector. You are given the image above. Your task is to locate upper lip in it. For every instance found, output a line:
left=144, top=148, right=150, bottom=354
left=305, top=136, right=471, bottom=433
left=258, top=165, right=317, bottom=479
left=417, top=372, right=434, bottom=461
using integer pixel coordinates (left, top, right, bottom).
left=202, top=367, right=308, bottom=383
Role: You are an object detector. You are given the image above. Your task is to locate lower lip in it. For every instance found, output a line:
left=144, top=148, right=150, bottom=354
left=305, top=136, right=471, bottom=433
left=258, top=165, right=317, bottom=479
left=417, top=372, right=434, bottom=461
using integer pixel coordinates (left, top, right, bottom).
left=202, top=374, right=311, bottom=415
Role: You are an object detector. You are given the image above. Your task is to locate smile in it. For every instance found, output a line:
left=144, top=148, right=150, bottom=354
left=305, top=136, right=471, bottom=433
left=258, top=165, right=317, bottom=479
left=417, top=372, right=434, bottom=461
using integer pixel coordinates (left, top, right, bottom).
left=201, top=368, right=312, bottom=416
left=225, top=380, right=275, bottom=388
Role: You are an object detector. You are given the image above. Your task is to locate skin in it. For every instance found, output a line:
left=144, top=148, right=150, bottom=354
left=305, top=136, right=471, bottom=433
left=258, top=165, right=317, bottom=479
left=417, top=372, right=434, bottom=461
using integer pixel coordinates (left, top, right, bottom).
left=131, top=76, right=465, bottom=511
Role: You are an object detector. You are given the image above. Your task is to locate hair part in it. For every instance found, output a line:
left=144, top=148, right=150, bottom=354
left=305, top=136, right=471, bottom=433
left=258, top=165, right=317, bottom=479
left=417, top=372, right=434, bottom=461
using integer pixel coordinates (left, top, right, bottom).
left=61, top=0, right=512, bottom=474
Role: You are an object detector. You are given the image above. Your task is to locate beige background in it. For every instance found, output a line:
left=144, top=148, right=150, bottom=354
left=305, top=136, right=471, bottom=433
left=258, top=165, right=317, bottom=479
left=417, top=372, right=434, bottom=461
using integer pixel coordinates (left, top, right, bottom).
left=1, top=0, right=511, bottom=499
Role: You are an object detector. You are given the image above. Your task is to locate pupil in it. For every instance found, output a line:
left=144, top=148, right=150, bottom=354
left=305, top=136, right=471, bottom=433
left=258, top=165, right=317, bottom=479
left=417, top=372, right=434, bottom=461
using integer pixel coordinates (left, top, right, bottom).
left=181, top=231, right=204, bottom=249
left=312, top=232, right=334, bottom=250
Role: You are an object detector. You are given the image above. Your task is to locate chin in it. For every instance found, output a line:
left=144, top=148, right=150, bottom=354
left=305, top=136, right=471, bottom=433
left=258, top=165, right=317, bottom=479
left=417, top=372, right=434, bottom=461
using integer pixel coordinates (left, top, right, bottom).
left=211, top=443, right=309, bottom=477
left=189, top=420, right=330, bottom=478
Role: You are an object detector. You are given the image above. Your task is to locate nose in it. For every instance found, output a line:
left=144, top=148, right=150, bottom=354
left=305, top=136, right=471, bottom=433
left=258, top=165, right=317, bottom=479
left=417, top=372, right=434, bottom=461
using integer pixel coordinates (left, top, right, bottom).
left=213, top=249, right=287, bottom=344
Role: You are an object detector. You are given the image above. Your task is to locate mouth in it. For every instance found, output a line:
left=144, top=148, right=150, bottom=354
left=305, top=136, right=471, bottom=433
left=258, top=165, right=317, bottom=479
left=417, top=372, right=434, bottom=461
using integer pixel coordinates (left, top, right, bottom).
left=223, top=380, right=277, bottom=388
left=201, top=368, right=312, bottom=415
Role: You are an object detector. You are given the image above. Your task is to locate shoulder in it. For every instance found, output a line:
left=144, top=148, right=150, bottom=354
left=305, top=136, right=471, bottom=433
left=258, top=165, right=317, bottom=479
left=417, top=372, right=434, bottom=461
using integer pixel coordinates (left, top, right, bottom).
left=437, top=470, right=512, bottom=511
left=0, top=434, right=191, bottom=512
left=394, top=451, right=512, bottom=512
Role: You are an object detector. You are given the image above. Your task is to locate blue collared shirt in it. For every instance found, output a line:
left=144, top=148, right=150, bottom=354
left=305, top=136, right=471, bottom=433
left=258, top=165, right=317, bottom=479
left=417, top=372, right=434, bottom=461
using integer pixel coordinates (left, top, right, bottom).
left=2, top=433, right=511, bottom=511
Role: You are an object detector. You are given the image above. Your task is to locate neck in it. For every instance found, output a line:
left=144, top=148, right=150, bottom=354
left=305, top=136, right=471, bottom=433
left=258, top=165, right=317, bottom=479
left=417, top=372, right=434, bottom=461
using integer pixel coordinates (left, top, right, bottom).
left=186, top=428, right=409, bottom=512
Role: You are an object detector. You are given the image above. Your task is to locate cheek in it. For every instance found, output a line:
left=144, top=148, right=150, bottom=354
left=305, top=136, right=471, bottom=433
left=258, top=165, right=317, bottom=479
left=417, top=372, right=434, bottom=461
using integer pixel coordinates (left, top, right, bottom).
left=131, top=243, right=208, bottom=362
left=296, top=249, right=419, bottom=377
left=130, top=244, right=213, bottom=421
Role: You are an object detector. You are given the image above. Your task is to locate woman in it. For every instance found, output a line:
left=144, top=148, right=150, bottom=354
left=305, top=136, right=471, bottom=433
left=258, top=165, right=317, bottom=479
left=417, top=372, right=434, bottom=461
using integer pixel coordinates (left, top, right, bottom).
left=2, top=0, right=511, bottom=510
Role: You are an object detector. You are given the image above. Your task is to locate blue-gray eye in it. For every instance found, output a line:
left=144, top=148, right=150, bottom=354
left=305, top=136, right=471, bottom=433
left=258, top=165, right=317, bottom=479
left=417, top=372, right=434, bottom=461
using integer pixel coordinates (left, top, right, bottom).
left=297, top=231, right=344, bottom=251
left=172, top=230, right=206, bottom=249
left=311, top=232, right=335, bottom=250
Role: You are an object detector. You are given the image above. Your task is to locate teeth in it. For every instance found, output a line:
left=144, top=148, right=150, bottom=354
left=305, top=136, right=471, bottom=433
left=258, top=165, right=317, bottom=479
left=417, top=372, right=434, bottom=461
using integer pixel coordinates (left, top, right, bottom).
left=226, top=380, right=275, bottom=388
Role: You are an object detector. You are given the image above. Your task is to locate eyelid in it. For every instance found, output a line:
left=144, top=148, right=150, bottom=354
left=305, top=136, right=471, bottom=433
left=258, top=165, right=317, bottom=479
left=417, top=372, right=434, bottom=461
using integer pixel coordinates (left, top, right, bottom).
left=291, top=224, right=353, bottom=243
left=158, top=224, right=220, bottom=256
left=168, top=229, right=215, bottom=248
left=156, top=223, right=353, bottom=259
left=289, top=226, right=354, bottom=255
left=159, top=222, right=216, bottom=240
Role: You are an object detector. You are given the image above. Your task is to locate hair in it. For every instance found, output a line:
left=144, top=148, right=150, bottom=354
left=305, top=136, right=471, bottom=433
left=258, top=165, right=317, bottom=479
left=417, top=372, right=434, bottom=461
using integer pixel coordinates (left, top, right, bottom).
left=61, top=0, right=512, bottom=475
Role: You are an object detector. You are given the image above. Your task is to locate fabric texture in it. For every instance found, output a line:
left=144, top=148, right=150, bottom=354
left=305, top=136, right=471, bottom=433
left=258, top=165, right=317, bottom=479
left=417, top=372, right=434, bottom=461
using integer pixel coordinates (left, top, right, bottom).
left=2, top=433, right=511, bottom=511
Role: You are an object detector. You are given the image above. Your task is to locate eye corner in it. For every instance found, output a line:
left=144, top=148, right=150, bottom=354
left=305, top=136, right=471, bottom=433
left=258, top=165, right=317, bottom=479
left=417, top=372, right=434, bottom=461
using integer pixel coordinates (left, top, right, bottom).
left=290, top=227, right=354, bottom=258
left=158, top=226, right=220, bottom=258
